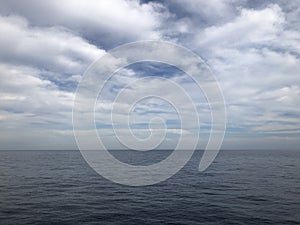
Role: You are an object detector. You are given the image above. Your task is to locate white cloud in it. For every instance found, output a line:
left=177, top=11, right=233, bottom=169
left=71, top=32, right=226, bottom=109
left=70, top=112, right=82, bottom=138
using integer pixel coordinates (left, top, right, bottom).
left=197, top=4, right=285, bottom=49
left=1, top=1, right=300, bottom=150
left=0, top=63, right=74, bottom=125
left=0, top=0, right=168, bottom=46
left=175, top=3, right=300, bottom=147
left=0, top=12, right=107, bottom=150
left=0, top=15, right=105, bottom=74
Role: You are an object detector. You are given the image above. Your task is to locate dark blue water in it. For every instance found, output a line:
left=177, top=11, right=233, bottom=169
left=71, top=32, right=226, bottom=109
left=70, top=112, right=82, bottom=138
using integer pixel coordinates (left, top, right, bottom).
left=0, top=150, right=299, bottom=224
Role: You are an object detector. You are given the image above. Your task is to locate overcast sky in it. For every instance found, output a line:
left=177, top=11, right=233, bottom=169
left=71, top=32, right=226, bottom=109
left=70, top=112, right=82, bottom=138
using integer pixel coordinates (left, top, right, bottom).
left=0, top=0, right=299, bottom=150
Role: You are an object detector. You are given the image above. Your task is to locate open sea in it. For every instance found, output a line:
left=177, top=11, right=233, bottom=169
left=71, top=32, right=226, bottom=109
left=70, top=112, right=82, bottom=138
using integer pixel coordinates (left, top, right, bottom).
left=0, top=150, right=299, bottom=224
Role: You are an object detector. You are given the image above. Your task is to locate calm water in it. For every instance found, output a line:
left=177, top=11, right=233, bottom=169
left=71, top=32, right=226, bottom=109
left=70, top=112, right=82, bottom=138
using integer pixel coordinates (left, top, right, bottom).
left=0, top=150, right=299, bottom=224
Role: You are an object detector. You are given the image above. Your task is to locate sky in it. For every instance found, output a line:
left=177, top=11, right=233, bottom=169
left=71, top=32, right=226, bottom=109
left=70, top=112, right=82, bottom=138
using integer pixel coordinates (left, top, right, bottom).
left=0, top=0, right=299, bottom=150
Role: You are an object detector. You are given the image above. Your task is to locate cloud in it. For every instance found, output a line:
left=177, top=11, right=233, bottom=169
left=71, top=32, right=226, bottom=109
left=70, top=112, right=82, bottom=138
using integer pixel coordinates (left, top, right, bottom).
left=176, top=4, right=300, bottom=141
left=0, top=0, right=168, bottom=47
left=0, top=12, right=107, bottom=149
left=0, top=63, right=74, bottom=127
left=168, top=0, right=245, bottom=25
left=0, top=0, right=300, bottom=150
left=196, top=4, right=285, bottom=49
left=0, top=63, right=78, bottom=150
left=0, top=15, right=105, bottom=76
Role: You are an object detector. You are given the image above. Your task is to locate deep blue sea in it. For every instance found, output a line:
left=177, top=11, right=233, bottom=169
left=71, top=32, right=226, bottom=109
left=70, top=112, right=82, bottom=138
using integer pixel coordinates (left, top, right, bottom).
left=0, top=150, right=299, bottom=224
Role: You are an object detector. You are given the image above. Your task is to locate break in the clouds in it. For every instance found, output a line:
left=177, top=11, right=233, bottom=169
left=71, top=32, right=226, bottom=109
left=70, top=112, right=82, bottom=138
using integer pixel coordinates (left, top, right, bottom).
left=0, top=0, right=299, bottom=150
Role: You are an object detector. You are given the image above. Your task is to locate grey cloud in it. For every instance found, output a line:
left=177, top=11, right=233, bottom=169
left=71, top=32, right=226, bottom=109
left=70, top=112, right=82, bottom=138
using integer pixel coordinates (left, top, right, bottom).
left=0, top=0, right=167, bottom=48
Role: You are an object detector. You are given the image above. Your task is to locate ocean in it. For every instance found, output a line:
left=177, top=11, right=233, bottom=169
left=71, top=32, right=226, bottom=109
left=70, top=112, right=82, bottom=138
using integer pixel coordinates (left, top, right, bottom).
left=0, top=150, right=299, bottom=224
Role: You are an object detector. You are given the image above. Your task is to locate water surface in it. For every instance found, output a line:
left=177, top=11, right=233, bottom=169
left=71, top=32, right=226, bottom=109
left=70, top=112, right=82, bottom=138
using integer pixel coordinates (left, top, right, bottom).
left=0, top=150, right=299, bottom=224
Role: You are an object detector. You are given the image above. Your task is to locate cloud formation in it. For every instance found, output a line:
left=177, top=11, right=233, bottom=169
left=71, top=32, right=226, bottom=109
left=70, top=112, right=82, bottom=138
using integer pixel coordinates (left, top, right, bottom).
left=0, top=0, right=166, bottom=47
left=0, top=0, right=299, bottom=150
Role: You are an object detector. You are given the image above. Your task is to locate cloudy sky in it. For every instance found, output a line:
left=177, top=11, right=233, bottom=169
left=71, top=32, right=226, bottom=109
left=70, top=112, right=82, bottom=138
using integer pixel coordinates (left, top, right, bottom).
left=0, top=0, right=299, bottom=150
